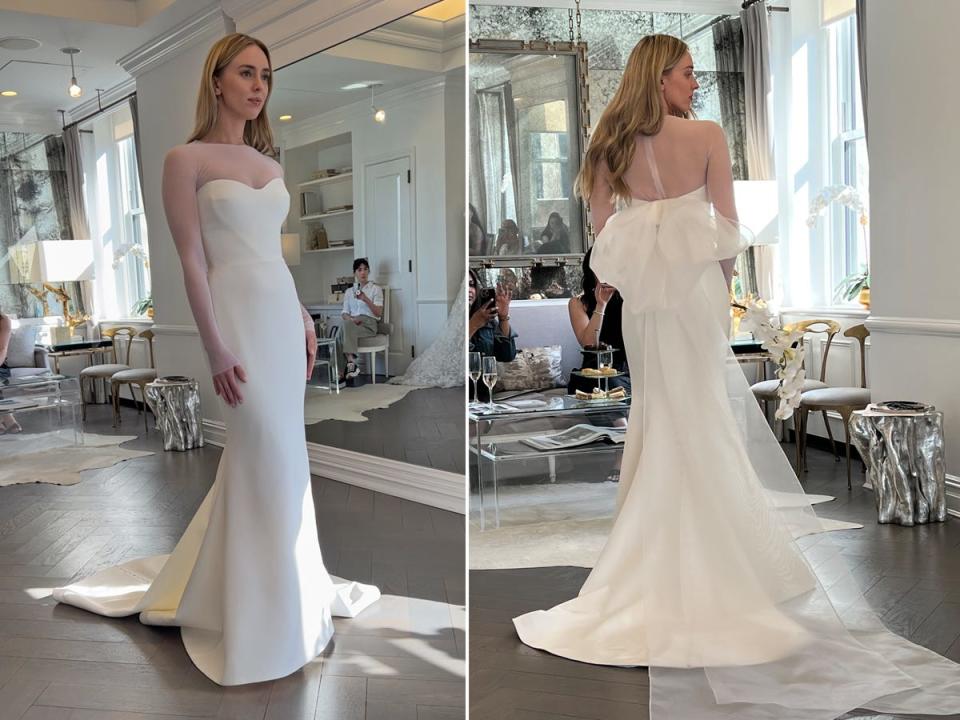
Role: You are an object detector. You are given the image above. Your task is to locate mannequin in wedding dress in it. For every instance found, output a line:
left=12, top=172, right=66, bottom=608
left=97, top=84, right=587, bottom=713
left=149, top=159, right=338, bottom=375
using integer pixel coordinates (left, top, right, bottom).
left=52, top=33, right=380, bottom=686
left=513, top=34, right=960, bottom=719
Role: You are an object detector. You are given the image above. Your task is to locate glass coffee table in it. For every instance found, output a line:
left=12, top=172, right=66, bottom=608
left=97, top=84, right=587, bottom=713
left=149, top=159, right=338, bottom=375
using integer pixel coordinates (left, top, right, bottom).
left=0, top=374, right=83, bottom=453
left=469, top=393, right=632, bottom=530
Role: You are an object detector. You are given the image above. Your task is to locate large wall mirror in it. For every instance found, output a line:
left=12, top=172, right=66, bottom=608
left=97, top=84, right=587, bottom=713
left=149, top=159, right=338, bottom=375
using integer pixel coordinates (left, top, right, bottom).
left=469, top=41, right=589, bottom=262
left=272, top=2, right=465, bottom=491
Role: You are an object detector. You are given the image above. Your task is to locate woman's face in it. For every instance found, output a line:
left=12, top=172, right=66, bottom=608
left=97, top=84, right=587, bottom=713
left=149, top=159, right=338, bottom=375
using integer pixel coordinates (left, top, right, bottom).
left=661, top=51, right=699, bottom=115
left=548, top=216, right=562, bottom=231
left=468, top=274, right=477, bottom=304
left=215, top=44, right=271, bottom=121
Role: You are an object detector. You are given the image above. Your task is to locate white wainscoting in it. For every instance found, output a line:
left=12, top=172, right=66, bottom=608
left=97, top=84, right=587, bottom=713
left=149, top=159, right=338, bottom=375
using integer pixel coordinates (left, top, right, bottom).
left=202, top=420, right=464, bottom=514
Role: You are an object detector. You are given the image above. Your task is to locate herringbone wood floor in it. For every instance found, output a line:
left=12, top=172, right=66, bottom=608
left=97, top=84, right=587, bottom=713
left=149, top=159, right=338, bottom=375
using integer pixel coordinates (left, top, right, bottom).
left=470, top=445, right=960, bottom=720
left=0, top=405, right=465, bottom=719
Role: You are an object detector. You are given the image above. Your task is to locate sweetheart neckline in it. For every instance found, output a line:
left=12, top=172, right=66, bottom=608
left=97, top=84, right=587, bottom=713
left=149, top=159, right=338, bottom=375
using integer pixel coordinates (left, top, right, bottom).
left=197, top=177, right=286, bottom=194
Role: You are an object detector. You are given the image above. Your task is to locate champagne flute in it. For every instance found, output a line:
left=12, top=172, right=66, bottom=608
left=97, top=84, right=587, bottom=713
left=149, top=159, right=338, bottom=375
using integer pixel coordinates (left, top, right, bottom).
left=482, top=356, right=498, bottom=412
left=468, top=352, right=481, bottom=404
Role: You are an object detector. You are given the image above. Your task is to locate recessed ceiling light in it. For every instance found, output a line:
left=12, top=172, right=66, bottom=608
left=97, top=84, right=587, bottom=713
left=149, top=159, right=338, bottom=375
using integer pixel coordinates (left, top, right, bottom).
left=0, top=90, right=17, bottom=97
left=0, top=37, right=41, bottom=51
left=279, top=114, right=292, bottom=121
left=341, top=82, right=375, bottom=91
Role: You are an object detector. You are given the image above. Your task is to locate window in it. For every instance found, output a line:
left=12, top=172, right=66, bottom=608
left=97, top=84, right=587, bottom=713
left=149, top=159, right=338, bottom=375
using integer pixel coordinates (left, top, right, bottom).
left=82, top=101, right=151, bottom=320
left=828, top=15, right=868, bottom=301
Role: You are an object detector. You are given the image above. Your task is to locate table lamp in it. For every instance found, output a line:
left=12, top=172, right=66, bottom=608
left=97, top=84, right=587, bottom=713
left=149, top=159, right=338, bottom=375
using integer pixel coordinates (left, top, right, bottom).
left=10, top=240, right=94, bottom=341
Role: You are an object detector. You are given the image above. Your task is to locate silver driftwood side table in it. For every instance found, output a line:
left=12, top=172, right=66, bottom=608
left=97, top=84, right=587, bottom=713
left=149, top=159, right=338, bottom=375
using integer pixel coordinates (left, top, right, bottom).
left=849, top=405, right=946, bottom=525
left=146, top=376, right=204, bottom=451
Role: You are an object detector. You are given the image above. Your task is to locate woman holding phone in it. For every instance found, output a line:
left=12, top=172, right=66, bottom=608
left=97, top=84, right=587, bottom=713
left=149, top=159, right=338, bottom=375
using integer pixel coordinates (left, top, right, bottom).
left=468, top=269, right=516, bottom=401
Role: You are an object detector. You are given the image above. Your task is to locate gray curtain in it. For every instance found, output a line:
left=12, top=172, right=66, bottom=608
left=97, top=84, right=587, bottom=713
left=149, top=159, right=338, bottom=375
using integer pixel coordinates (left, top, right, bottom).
left=855, top=0, right=868, bottom=144
left=712, top=17, right=747, bottom=181
left=740, top=1, right=775, bottom=180
left=43, top=135, right=88, bottom=317
left=475, top=87, right=518, bottom=242
left=128, top=94, right=146, bottom=194
left=62, top=125, right=90, bottom=240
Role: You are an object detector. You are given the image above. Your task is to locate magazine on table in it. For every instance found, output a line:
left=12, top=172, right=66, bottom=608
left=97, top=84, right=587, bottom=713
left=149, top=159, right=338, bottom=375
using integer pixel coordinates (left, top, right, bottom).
left=520, top=424, right=626, bottom=451
left=0, top=398, right=39, bottom=411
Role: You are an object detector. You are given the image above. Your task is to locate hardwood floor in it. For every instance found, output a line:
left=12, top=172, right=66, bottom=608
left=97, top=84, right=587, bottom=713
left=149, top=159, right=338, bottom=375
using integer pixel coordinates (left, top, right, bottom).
left=469, top=444, right=960, bottom=720
left=0, top=405, right=465, bottom=719
left=304, top=386, right=464, bottom=475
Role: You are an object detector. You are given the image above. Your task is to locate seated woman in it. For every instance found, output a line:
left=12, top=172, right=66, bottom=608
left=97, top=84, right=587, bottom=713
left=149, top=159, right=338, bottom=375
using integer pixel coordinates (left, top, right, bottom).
left=494, top=219, right=522, bottom=256
left=567, top=247, right=630, bottom=397
left=536, top=212, right=571, bottom=254
left=468, top=269, right=516, bottom=401
left=340, top=258, right=384, bottom=380
left=0, top=308, right=21, bottom=433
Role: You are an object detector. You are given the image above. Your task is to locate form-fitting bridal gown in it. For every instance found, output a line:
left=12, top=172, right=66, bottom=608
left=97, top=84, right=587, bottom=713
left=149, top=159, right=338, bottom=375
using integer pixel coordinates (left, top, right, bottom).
left=513, top=122, right=960, bottom=719
left=52, top=143, right=380, bottom=686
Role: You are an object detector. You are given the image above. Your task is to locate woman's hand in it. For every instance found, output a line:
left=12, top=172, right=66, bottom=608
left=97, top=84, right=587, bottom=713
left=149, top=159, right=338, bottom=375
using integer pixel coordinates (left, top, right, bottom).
left=469, top=302, right=495, bottom=337
left=208, top=346, right=247, bottom=408
left=305, top=324, right=317, bottom=380
left=594, top=283, right=616, bottom=308
left=495, top=283, right=511, bottom=318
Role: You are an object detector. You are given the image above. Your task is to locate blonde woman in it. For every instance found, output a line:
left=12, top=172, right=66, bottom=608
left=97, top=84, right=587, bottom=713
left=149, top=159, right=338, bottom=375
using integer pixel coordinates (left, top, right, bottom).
left=513, top=35, right=960, bottom=719
left=52, top=33, right=379, bottom=686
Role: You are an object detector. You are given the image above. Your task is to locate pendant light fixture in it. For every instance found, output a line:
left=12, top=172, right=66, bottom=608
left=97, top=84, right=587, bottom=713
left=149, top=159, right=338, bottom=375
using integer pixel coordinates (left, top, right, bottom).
left=61, top=47, right=82, bottom=98
left=368, top=83, right=385, bottom=124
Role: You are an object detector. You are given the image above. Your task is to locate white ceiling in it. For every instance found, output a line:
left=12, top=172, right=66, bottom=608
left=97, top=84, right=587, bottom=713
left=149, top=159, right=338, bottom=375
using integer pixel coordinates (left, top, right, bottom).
left=271, top=13, right=464, bottom=125
left=0, top=0, right=212, bottom=134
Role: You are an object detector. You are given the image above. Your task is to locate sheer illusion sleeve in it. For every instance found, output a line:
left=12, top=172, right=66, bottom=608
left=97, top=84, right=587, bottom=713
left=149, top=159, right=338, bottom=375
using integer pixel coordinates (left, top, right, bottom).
left=705, top=122, right=739, bottom=286
left=162, top=146, right=238, bottom=375
left=588, top=161, right=617, bottom=236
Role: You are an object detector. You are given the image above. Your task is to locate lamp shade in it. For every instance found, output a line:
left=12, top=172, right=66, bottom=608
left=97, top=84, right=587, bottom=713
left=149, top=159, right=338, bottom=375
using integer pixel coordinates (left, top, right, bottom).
left=281, top=233, right=301, bottom=266
left=10, top=240, right=95, bottom=283
left=733, top=181, right=779, bottom=246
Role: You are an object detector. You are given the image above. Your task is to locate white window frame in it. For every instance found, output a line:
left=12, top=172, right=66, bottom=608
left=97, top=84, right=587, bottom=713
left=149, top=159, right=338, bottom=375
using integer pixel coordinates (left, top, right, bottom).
left=826, top=14, right=868, bottom=304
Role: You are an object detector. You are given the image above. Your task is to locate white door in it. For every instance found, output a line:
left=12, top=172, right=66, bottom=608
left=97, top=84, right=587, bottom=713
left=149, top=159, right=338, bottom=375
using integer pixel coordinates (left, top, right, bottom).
left=363, top=155, right=414, bottom=375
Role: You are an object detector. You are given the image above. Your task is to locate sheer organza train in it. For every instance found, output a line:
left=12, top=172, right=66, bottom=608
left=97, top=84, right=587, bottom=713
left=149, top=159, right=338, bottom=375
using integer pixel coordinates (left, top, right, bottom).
left=514, top=137, right=960, bottom=719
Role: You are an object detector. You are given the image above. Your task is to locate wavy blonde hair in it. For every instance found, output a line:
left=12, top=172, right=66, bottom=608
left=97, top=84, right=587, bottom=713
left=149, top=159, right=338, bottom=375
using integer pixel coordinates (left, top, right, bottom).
left=575, top=34, right=691, bottom=202
left=187, top=33, right=275, bottom=155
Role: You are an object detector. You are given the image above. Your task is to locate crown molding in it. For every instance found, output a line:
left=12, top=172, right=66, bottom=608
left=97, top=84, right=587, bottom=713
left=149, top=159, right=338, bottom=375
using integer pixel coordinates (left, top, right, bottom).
left=0, top=111, right=59, bottom=135
left=117, top=4, right=230, bottom=77
left=866, top=315, right=960, bottom=338
left=64, top=77, right=138, bottom=125
left=280, top=75, right=445, bottom=149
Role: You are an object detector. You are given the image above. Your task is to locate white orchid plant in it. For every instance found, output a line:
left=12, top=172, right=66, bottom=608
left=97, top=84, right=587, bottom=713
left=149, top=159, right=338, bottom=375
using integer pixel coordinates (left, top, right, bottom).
left=807, top=184, right=870, bottom=302
left=738, top=298, right=806, bottom=420
left=112, top=243, right=150, bottom=269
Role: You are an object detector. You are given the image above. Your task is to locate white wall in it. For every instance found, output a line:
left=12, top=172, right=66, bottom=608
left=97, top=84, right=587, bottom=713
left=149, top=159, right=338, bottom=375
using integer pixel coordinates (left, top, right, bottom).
left=444, top=67, right=466, bottom=301
left=865, top=0, right=960, bottom=511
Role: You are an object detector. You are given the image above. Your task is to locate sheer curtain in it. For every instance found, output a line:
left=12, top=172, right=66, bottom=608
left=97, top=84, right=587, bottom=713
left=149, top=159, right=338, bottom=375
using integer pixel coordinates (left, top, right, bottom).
left=855, top=0, right=868, bottom=143
left=740, top=0, right=777, bottom=301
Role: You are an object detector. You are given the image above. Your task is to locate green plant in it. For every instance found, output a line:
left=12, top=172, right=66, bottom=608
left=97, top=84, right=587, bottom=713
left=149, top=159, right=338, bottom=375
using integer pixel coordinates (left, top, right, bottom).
left=132, top=294, right=153, bottom=316
left=833, top=267, right=870, bottom=303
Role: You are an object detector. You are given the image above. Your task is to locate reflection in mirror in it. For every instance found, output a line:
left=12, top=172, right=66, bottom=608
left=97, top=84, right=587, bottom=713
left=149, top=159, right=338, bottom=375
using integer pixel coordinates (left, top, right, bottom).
left=469, top=45, right=587, bottom=259
left=272, top=3, right=465, bottom=478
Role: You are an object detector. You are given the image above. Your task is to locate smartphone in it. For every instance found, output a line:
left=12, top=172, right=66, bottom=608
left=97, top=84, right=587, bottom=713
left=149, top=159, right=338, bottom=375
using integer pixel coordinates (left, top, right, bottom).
left=478, top=287, right=496, bottom=308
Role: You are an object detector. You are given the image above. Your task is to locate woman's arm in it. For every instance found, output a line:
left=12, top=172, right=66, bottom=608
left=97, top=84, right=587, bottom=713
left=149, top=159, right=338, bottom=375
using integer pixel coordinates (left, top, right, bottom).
left=569, top=295, right=605, bottom=347
left=301, top=304, right=317, bottom=380
left=162, top=146, right=246, bottom=406
left=0, top=314, right=11, bottom=366
left=588, top=162, right=616, bottom=236
left=705, top=122, right=740, bottom=289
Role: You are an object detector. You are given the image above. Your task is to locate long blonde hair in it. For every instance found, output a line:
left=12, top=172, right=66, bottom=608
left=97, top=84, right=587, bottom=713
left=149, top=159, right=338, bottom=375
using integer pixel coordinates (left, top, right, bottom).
left=575, top=34, right=690, bottom=201
left=187, top=33, right=275, bottom=155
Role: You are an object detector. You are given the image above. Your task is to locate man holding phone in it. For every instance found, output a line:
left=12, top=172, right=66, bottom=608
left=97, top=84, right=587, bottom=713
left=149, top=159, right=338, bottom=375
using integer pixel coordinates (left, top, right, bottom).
left=340, top=257, right=384, bottom=380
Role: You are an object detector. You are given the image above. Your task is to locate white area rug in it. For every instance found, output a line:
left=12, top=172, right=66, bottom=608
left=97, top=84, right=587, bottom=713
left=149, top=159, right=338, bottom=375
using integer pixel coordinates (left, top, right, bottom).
left=304, top=383, right=422, bottom=424
left=470, top=482, right=863, bottom=570
left=0, top=431, right=154, bottom=487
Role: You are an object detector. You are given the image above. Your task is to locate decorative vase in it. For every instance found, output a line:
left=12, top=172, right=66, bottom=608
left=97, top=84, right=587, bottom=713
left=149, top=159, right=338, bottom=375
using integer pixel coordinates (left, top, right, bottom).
left=147, top=307, right=155, bottom=319
left=858, top=287, right=871, bottom=309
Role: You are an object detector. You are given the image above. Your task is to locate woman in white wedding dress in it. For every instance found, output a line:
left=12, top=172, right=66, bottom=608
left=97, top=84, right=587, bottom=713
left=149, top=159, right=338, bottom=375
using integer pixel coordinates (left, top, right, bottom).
left=52, top=33, right=379, bottom=686
left=513, top=34, right=960, bottom=719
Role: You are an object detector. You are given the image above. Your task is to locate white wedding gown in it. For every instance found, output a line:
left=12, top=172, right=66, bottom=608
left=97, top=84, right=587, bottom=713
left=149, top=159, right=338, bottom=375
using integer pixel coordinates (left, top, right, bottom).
left=53, top=177, right=380, bottom=686
left=514, top=135, right=960, bottom=718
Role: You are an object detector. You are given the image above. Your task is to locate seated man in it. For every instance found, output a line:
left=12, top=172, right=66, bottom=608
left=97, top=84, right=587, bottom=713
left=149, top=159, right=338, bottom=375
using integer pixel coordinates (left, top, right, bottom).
left=340, top=257, right=384, bottom=380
